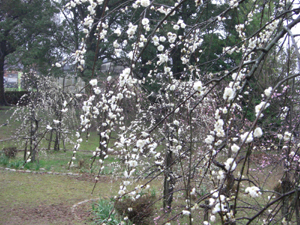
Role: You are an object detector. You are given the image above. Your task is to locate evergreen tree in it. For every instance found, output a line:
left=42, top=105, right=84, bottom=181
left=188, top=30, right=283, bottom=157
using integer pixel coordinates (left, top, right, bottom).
left=0, top=0, right=59, bottom=105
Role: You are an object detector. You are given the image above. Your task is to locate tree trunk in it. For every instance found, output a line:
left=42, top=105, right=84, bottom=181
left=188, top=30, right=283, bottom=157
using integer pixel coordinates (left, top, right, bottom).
left=163, top=142, right=174, bottom=211
left=54, top=130, right=60, bottom=151
left=48, top=129, right=53, bottom=150
left=0, top=55, right=8, bottom=106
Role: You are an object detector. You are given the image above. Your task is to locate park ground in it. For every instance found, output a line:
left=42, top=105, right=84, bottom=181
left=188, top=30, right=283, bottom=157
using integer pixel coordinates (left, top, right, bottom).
left=0, top=170, right=115, bottom=224
left=0, top=106, right=116, bottom=225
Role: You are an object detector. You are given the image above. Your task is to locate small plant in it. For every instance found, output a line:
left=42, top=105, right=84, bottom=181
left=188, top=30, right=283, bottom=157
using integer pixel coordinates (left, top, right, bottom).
left=35, top=163, right=40, bottom=171
left=24, top=162, right=31, bottom=170
left=92, top=198, right=121, bottom=225
left=45, top=165, right=51, bottom=171
left=0, top=154, right=9, bottom=166
left=3, top=147, right=17, bottom=158
left=78, top=159, right=85, bottom=169
left=115, top=193, right=155, bottom=225
left=150, top=188, right=157, bottom=198
left=8, top=160, right=23, bottom=169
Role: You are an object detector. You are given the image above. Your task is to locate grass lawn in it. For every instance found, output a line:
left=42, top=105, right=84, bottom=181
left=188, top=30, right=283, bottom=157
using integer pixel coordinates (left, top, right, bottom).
left=0, top=170, right=120, bottom=224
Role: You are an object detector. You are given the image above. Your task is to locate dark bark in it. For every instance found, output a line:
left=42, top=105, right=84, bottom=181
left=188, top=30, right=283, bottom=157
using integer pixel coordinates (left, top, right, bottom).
left=0, top=51, right=8, bottom=106
left=163, top=141, right=174, bottom=210
left=47, top=129, right=53, bottom=150
left=0, top=37, right=15, bottom=106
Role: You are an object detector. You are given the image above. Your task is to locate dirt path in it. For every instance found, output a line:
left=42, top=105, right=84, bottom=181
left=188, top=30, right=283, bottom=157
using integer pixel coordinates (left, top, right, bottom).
left=0, top=171, right=117, bottom=225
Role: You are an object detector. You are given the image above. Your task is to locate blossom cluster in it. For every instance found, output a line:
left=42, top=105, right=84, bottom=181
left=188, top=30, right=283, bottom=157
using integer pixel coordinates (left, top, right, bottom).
left=59, top=0, right=300, bottom=224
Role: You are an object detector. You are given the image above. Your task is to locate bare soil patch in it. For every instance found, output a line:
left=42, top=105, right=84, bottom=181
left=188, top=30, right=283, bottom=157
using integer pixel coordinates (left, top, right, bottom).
left=0, top=203, right=76, bottom=225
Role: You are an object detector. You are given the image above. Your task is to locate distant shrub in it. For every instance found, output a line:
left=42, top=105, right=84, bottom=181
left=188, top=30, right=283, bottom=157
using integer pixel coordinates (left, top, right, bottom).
left=5, top=91, right=29, bottom=105
left=3, top=147, right=17, bottom=158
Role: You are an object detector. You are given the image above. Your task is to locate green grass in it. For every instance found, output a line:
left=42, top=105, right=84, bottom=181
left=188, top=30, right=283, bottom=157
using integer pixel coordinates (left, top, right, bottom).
left=0, top=149, right=119, bottom=175
left=0, top=170, right=120, bottom=224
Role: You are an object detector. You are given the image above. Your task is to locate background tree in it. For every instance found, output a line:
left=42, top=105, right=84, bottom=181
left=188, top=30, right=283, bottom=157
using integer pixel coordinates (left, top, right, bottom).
left=0, top=0, right=60, bottom=105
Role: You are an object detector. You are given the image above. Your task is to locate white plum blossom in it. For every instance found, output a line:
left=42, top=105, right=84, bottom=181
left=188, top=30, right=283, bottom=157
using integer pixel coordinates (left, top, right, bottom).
left=89, top=79, right=98, bottom=86
left=113, top=40, right=119, bottom=48
left=140, top=0, right=150, bottom=7
left=170, top=85, right=175, bottom=91
left=53, top=120, right=60, bottom=124
left=118, top=189, right=126, bottom=195
left=136, top=139, right=147, bottom=149
left=212, top=202, right=227, bottom=214
left=114, top=28, right=122, bottom=36
left=128, top=160, right=138, bottom=167
left=245, top=186, right=261, bottom=198
left=253, top=127, right=263, bottom=138
left=280, top=106, right=289, bottom=120
left=142, top=18, right=149, bottom=25
left=223, top=87, right=235, bottom=101
left=217, top=170, right=225, bottom=180
left=61, top=108, right=68, bottom=113
left=214, top=119, right=224, bottom=129
left=224, top=158, right=237, bottom=171
left=46, top=125, right=52, bottom=130
left=159, top=36, right=166, bottom=42
left=182, top=210, right=191, bottom=216
left=231, top=144, right=240, bottom=153
left=173, top=24, right=180, bottom=30
left=241, top=131, right=253, bottom=143
left=255, top=101, right=270, bottom=118
left=157, top=45, right=164, bottom=51
left=193, top=81, right=203, bottom=92
left=117, top=93, right=124, bottom=100
left=126, top=23, right=138, bottom=38
left=180, top=22, right=186, bottom=29
left=215, top=140, right=222, bottom=146
left=94, top=87, right=101, bottom=95
left=283, top=131, right=293, bottom=142
left=152, top=35, right=159, bottom=43
left=173, top=120, right=179, bottom=126
left=167, top=32, right=177, bottom=43
left=157, top=53, right=169, bottom=65
left=264, top=87, right=272, bottom=97
left=205, top=135, right=215, bottom=144
left=214, top=119, right=225, bottom=137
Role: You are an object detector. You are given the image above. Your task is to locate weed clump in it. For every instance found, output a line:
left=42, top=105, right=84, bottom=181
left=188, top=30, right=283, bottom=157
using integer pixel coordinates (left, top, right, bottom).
left=115, top=194, right=155, bottom=225
left=3, top=147, right=17, bottom=158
